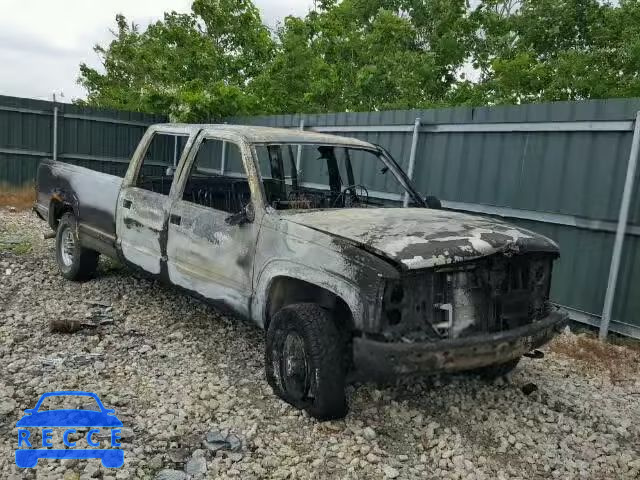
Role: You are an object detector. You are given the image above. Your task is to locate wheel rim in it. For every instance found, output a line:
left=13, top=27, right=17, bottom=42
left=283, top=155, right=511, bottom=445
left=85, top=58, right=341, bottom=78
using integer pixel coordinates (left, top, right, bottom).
left=60, top=226, right=75, bottom=266
left=280, top=331, right=310, bottom=401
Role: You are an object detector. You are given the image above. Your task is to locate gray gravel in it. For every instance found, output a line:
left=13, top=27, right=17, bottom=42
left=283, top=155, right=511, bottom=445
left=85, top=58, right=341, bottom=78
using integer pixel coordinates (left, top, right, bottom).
left=1, top=209, right=639, bottom=479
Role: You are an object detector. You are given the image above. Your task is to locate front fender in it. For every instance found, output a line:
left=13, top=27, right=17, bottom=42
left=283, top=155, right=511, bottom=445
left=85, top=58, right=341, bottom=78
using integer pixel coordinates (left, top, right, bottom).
left=251, top=259, right=372, bottom=330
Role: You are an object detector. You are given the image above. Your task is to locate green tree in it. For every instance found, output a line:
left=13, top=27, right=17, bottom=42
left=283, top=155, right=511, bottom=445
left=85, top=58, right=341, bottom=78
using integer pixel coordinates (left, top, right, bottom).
left=78, top=0, right=640, bottom=117
left=252, top=0, right=474, bottom=113
left=461, top=0, right=640, bottom=104
left=78, top=0, right=274, bottom=121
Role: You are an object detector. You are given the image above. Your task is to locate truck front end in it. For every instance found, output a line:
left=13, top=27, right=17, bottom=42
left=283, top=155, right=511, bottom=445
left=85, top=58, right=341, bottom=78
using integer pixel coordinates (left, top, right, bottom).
left=354, top=250, right=568, bottom=380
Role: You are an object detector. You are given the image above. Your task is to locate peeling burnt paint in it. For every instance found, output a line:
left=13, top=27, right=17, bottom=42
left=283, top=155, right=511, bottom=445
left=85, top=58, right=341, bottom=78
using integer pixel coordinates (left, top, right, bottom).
left=123, top=217, right=145, bottom=230
left=165, top=198, right=259, bottom=319
left=283, top=208, right=559, bottom=271
left=251, top=212, right=400, bottom=332
left=116, top=187, right=169, bottom=275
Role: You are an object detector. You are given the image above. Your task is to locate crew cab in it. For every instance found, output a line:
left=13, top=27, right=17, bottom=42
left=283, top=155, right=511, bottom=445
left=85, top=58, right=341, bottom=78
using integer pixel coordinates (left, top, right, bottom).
left=35, top=124, right=568, bottom=420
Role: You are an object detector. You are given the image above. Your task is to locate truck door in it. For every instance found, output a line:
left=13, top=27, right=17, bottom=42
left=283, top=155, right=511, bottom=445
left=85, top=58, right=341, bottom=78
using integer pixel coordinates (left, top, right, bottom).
left=166, top=133, right=262, bottom=317
left=116, top=127, right=194, bottom=274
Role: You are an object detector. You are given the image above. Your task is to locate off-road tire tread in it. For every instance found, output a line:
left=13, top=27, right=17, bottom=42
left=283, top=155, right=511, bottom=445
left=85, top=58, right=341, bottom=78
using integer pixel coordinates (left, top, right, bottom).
left=266, top=303, right=348, bottom=421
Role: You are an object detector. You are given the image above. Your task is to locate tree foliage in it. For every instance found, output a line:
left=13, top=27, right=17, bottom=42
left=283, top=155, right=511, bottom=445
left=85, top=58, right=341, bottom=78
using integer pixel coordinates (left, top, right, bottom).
left=78, top=0, right=640, bottom=120
left=251, top=0, right=473, bottom=113
left=467, top=0, right=640, bottom=104
left=79, top=0, right=273, bottom=120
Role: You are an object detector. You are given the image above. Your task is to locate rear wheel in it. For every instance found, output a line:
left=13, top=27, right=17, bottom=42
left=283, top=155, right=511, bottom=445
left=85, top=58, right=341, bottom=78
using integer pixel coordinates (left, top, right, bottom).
left=55, top=213, right=99, bottom=281
left=265, top=303, right=348, bottom=421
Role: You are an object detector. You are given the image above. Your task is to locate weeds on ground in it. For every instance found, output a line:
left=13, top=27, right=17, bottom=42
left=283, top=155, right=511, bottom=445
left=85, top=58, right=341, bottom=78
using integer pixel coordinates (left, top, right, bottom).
left=0, top=238, right=32, bottom=255
left=0, top=184, right=35, bottom=210
left=550, top=331, right=640, bottom=385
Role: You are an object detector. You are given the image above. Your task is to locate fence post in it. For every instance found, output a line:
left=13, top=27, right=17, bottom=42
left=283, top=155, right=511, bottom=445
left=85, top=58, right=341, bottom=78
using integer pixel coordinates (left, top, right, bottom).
left=220, top=141, right=227, bottom=174
left=403, top=117, right=421, bottom=207
left=296, top=119, right=305, bottom=174
left=52, top=104, right=58, bottom=162
left=173, top=136, right=178, bottom=167
left=599, top=110, right=640, bottom=340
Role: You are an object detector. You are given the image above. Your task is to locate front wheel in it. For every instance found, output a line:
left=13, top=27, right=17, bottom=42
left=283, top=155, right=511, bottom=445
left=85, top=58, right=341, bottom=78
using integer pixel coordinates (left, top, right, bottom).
left=55, top=213, right=99, bottom=281
left=265, top=303, right=348, bottom=421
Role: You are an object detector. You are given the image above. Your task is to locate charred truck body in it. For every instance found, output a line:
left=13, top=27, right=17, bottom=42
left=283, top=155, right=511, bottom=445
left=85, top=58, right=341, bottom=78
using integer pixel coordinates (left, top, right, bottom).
left=35, top=124, right=568, bottom=420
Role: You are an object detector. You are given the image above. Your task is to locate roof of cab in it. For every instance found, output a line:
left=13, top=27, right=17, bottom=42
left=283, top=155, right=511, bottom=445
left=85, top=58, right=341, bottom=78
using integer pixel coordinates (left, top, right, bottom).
left=155, top=123, right=375, bottom=149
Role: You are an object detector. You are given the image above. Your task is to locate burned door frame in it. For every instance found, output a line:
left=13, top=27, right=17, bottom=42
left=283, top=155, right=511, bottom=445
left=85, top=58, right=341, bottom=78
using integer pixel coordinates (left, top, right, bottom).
left=165, top=130, right=265, bottom=317
left=115, top=125, right=199, bottom=275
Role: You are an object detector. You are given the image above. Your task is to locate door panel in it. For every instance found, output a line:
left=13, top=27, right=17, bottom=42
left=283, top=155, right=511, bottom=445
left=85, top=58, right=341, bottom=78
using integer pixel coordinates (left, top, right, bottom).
left=166, top=199, right=259, bottom=316
left=115, top=127, right=196, bottom=275
left=116, top=187, right=170, bottom=274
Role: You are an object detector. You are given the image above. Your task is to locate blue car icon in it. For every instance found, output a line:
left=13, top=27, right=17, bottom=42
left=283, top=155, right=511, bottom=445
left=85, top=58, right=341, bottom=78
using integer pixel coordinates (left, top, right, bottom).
left=15, top=391, right=124, bottom=468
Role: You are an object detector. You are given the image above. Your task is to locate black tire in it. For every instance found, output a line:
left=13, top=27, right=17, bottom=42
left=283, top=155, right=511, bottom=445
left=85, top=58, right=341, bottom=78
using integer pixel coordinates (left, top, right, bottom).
left=265, top=303, right=348, bottom=421
left=55, top=213, right=99, bottom=281
left=472, top=357, right=521, bottom=380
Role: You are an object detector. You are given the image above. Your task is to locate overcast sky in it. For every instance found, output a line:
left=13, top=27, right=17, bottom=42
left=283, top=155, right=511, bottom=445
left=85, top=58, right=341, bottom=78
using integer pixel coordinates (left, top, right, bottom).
left=0, top=0, right=314, bottom=102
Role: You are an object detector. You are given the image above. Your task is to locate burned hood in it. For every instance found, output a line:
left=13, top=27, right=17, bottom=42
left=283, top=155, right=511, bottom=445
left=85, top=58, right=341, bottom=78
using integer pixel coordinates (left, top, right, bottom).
left=284, top=208, right=559, bottom=270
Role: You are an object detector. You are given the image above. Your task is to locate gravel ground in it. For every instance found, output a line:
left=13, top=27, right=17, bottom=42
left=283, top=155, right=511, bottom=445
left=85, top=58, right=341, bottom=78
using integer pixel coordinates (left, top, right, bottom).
left=1, top=209, right=639, bottom=480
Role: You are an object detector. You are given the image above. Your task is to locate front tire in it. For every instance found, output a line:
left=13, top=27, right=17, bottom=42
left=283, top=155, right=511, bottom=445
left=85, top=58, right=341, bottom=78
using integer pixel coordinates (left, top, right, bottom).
left=55, top=213, right=99, bottom=281
left=265, top=303, right=348, bottom=421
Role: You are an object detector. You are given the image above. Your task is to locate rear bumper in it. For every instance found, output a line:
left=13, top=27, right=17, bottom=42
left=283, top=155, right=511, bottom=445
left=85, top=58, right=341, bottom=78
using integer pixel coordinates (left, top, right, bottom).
left=353, top=309, right=568, bottom=380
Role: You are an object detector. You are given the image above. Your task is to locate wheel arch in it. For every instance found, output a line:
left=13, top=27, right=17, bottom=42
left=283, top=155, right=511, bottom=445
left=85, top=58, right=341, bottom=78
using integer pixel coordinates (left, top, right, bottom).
left=48, top=191, right=79, bottom=230
left=252, top=261, right=364, bottom=332
left=265, top=276, right=355, bottom=333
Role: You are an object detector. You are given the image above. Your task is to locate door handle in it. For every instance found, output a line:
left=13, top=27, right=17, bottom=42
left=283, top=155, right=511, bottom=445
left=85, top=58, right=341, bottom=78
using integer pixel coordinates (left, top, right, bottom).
left=122, top=199, right=132, bottom=209
left=169, top=214, right=182, bottom=225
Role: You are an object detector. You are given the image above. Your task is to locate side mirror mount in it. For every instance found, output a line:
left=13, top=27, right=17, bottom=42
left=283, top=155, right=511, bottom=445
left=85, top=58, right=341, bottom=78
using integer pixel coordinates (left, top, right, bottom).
left=225, top=203, right=255, bottom=226
left=424, top=195, right=442, bottom=209
left=23, top=408, right=36, bottom=415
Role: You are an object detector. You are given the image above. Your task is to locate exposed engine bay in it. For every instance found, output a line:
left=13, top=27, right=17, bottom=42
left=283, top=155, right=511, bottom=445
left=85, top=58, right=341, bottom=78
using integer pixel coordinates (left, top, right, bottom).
left=380, top=253, right=554, bottom=342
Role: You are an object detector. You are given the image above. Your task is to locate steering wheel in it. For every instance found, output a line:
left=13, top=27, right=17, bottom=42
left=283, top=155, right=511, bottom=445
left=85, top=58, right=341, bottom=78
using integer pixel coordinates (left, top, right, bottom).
left=332, top=184, right=369, bottom=208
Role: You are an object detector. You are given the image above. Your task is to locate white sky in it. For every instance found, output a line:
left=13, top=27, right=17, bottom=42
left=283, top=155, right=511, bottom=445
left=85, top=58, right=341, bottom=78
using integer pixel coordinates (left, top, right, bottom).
left=0, top=0, right=314, bottom=102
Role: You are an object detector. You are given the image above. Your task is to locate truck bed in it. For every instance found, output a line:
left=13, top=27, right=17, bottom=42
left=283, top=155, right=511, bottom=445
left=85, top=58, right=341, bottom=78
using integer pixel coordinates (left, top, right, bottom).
left=35, top=159, right=122, bottom=254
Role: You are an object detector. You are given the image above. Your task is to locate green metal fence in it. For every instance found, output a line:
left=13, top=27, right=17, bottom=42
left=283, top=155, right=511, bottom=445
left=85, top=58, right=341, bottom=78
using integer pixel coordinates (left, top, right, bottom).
left=0, top=95, right=167, bottom=186
left=1, top=93, right=638, bottom=338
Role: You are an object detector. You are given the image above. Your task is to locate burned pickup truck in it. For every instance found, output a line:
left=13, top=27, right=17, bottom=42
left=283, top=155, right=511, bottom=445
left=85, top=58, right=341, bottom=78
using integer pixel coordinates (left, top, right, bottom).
left=35, top=124, right=567, bottom=420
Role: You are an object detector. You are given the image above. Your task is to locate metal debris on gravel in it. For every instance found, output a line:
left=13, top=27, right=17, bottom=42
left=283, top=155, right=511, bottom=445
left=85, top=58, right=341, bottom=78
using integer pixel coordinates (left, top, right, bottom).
left=203, top=431, right=243, bottom=453
left=1, top=210, right=639, bottom=479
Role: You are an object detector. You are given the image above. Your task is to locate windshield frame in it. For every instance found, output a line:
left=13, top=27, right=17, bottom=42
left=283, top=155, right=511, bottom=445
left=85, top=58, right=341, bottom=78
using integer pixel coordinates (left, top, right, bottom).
left=250, top=141, right=426, bottom=211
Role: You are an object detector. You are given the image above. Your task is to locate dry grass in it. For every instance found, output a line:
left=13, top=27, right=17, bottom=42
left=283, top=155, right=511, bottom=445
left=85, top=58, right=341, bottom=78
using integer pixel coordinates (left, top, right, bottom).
left=550, top=332, right=640, bottom=385
left=0, top=184, right=35, bottom=210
